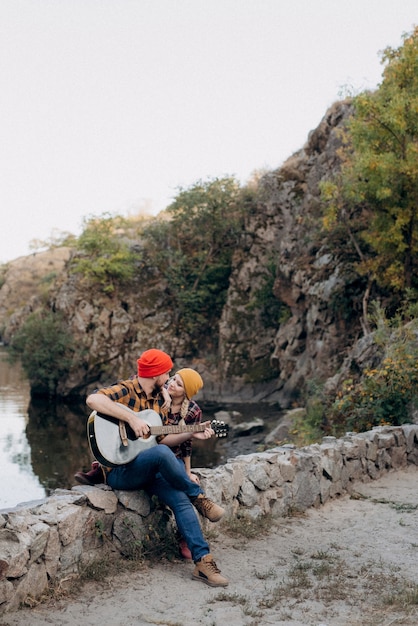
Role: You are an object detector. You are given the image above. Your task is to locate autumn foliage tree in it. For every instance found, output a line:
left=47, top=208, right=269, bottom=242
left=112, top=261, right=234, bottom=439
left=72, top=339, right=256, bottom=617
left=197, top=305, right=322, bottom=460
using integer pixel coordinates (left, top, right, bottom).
left=313, top=28, right=418, bottom=437
left=322, top=27, right=418, bottom=327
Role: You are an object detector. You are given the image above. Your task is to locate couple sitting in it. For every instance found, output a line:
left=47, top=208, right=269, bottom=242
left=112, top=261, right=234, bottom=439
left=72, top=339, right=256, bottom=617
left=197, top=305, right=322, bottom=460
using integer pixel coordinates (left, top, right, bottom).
left=74, top=348, right=228, bottom=587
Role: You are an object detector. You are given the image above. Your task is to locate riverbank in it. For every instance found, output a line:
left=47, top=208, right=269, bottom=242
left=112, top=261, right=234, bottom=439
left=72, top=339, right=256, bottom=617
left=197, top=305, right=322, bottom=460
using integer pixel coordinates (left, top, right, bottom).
left=2, top=465, right=418, bottom=626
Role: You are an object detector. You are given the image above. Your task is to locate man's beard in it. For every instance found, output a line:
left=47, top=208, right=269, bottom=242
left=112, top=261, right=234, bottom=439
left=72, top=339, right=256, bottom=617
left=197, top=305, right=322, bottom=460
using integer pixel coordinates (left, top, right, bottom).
left=153, top=380, right=163, bottom=394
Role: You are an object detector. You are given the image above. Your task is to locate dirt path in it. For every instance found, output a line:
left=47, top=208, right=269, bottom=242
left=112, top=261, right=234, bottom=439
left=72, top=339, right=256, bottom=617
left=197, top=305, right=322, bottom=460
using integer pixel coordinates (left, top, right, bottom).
left=2, top=466, right=418, bottom=626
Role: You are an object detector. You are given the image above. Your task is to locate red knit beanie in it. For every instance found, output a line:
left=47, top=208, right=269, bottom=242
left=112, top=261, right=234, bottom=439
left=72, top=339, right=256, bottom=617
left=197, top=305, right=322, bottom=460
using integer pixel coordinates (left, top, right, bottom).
left=137, top=349, right=173, bottom=378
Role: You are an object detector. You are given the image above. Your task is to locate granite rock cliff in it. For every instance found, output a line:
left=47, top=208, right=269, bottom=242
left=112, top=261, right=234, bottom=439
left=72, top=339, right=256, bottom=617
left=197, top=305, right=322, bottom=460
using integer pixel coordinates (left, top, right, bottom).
left=0, top=100, right=364, bottom=406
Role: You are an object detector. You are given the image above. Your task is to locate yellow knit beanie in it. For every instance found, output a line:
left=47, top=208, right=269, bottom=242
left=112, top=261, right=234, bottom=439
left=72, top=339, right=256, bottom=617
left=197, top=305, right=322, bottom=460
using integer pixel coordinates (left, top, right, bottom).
left=176, top=368, right=204, bottom=399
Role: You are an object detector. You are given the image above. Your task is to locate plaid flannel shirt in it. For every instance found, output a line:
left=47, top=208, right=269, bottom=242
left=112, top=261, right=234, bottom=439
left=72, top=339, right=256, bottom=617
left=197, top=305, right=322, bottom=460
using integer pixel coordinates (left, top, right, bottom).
left=96, top=377, right=168, bottom=417
left=167, top=399, right=202, bottom=459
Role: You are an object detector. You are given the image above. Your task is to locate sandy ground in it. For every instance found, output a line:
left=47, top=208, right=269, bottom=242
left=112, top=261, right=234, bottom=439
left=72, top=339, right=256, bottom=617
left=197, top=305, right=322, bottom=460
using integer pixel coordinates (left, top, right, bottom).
left=2, top=466, right=418, bottom=626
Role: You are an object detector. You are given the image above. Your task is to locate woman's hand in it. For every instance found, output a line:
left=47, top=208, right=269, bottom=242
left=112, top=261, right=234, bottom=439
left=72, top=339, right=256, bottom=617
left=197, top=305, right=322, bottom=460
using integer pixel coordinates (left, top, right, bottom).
left=192, top=421, right=214, bottom=441
left=161, top=386, right=172, bottom=412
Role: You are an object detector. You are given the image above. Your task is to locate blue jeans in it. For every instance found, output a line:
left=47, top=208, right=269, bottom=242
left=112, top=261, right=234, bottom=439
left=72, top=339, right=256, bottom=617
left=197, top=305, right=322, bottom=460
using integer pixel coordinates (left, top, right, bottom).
left=107, top=444, right=210, bottom=562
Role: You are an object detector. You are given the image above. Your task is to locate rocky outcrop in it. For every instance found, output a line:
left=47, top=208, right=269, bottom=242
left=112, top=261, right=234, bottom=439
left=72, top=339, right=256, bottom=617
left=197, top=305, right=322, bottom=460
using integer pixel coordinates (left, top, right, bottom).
left=0, top=100, right=365, bottom=405
left=1, top=424, right=417, bottom=614
left=218, top=100, right=357, bottom=406
left=0, top=248, right=72, bottom=342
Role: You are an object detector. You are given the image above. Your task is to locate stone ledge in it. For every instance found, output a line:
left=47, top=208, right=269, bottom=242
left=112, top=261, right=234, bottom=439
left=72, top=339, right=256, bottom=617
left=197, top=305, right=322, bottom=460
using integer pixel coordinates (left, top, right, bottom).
left=1, top=424, right=417, bottom=614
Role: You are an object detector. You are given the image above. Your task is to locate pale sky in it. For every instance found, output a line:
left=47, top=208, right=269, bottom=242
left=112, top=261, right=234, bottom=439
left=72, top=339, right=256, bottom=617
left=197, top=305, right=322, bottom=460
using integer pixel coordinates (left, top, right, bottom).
left=1, top=0, right=417, bottom=263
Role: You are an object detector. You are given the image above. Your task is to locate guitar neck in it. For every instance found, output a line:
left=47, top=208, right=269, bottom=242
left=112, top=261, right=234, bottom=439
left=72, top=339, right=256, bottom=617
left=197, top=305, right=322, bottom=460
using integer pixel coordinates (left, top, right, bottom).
left=149, top=423, right=206, bottom=436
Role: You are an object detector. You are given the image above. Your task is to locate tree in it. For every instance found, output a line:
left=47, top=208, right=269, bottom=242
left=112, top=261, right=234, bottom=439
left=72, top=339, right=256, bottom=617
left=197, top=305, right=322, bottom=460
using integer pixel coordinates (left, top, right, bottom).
left=9, top=312, right=75, bottom=397
left=141, top=177, right=245, bottom=350
left=321, top=27, right=418, bottom=327
left=71, top=213, right=140, bottom=294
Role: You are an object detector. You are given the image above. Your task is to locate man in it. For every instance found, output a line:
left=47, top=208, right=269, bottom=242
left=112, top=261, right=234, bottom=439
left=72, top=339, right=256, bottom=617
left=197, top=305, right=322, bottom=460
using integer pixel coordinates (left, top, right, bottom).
left=76, top=348, right=228, bottom=587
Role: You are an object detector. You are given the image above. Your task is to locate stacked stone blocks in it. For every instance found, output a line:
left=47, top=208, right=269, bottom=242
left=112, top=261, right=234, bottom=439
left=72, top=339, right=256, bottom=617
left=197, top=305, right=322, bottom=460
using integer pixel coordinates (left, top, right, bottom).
left=1, top=424, right=417, bottom=613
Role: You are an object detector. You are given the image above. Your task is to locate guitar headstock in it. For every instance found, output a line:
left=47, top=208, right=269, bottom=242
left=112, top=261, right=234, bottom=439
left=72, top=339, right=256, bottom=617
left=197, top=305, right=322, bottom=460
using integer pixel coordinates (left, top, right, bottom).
left=210, top=419, right=229, bottom=438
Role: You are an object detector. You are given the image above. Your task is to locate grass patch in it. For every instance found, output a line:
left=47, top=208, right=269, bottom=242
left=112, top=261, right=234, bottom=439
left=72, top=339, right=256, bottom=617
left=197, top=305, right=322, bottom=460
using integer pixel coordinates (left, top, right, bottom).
left=356, top=493, right=418, bottom=513
left=253, top=566, right=277, bottom=580
left=222, top=513, right=273, bottom=539
left=211, top=591, right=263, bottom=620
left=384, top=582, right=418, bottom=608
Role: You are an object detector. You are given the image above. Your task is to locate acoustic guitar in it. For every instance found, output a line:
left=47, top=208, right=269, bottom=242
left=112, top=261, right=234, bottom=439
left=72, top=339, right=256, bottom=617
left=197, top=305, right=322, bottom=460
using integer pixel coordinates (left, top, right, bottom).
left=87, top=406, right=229, bottom=467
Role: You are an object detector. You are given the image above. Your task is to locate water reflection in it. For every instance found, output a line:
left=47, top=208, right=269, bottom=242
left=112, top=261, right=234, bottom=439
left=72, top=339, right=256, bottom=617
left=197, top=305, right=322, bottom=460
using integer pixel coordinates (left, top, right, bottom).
left=0, top=349, right=45, bottom=508
left=26, top=397, right=93, bottom=493
left=0, top=348, right=93, bottom=508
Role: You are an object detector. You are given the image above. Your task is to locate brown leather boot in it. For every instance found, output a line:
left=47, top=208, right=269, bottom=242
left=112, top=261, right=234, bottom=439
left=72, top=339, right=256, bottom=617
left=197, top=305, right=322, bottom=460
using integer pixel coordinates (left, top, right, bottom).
left=74, top=461, right=106, bottom=486
left=193, top=494, right=225, bottom=522
left=192, top=554, right=229, bottom=587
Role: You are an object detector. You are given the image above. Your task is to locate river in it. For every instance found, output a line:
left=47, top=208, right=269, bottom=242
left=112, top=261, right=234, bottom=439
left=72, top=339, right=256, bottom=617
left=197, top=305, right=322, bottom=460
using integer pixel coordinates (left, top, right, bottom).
left=0, top=346, right=283, bottom=510
left=0, top=348, right=45, bottom=508
left=0, top=346, right=94, bottom=509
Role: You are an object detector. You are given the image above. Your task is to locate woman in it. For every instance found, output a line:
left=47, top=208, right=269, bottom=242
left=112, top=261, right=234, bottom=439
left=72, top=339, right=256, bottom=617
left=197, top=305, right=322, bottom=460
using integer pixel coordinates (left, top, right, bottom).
left=160, top=368, right=212, bottom=559
left=162, top=368, right=209, bottom=477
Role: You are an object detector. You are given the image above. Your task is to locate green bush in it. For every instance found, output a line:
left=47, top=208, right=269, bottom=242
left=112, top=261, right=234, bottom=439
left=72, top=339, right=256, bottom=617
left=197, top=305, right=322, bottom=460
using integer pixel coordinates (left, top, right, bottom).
left=71, top=214, right=140, bottom=294
left=324, top=304, right=418, bottom=436
left=292, top=300, right=418, bottom=442
left=9, top=312, right=75, bottom=397
left=293, top=382, right=330, bottom=445
left=328, top=349, right=418, bottom=435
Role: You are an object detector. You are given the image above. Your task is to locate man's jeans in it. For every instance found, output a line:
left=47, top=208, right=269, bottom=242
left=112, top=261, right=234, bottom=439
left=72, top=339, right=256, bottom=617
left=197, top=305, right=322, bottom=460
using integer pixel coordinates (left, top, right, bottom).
left=107, top=444, right=210, bottom=562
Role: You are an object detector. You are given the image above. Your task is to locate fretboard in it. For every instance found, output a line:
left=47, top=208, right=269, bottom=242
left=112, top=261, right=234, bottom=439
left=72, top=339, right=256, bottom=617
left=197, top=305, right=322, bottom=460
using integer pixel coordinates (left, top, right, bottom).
left=149, top=423, right=206, bottom=436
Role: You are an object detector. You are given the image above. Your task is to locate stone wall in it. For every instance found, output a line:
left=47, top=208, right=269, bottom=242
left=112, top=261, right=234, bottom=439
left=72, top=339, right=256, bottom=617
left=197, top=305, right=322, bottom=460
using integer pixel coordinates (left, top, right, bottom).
left=2, top=424, right=418, bottom=614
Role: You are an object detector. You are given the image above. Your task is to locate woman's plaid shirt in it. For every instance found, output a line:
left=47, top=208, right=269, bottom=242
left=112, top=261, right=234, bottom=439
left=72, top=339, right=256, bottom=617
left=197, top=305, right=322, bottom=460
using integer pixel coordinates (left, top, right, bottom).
left=167, top=399, right=202, bottom=460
